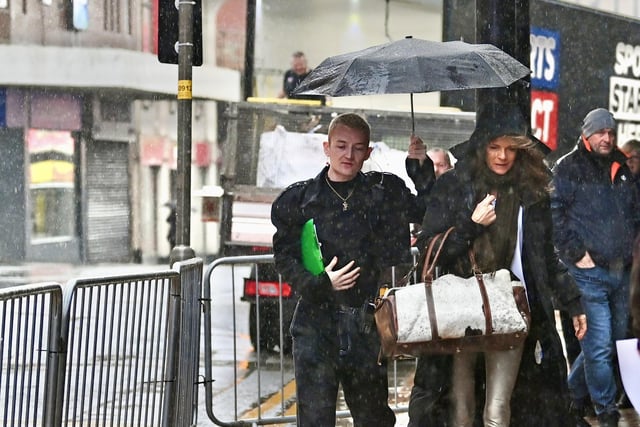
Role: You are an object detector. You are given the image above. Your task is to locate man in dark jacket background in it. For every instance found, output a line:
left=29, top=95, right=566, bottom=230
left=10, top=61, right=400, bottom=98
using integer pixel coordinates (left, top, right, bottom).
left=551, top=108, right=640, bottom=427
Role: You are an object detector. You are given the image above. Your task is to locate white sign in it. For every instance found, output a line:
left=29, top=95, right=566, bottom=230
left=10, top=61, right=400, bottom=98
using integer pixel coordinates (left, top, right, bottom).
left=616, top=339, right=640, bottom=412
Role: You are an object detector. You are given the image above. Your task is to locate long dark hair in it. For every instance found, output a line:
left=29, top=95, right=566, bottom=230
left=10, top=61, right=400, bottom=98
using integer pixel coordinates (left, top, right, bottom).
left=470, top=134, right=551, bottom=199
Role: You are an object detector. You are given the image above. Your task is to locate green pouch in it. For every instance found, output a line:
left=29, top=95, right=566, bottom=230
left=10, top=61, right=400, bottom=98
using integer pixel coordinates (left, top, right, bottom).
left=301, top=218, right=324, bottom=275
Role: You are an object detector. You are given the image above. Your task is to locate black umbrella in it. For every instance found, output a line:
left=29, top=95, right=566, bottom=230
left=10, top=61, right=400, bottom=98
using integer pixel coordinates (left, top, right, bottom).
left=294, top=36, right=531, bottom=133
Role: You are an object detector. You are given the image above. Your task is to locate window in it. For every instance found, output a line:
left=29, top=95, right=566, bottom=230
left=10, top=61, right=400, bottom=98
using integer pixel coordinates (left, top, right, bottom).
left=27, top=129, right=76, bottom=242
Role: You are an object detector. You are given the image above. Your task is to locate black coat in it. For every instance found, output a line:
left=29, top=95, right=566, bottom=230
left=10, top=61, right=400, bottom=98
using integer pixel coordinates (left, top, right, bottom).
left=409, top=166, right=582, bottom=427
left=272, top=161, right=432, bottom=308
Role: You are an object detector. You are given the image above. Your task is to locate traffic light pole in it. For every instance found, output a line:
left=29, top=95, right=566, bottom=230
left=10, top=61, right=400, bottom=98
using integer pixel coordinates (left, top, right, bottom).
left=170, top=0, right=196, bottom=266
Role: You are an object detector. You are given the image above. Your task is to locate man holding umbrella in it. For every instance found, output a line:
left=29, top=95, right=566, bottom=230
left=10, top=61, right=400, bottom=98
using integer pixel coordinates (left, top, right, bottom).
left=271, top=112, right=434, bottom=426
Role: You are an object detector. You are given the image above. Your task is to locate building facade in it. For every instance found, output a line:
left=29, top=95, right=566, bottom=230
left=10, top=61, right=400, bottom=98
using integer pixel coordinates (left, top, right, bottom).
left=0, top=0, right=240, bottom=263
left=2, top=0, right=636, bottom=264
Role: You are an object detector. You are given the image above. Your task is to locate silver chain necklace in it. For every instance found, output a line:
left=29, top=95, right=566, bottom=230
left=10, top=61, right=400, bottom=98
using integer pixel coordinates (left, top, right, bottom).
left=325, top=176, right=355, bottom=211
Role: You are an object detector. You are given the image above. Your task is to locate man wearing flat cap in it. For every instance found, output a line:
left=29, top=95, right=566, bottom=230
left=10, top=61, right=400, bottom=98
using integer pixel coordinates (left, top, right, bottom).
left=551, top=108, right=640, bottom=427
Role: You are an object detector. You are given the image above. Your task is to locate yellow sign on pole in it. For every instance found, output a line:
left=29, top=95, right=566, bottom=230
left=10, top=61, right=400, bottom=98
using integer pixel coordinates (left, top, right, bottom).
left=178, top=80, right=192, bottom=99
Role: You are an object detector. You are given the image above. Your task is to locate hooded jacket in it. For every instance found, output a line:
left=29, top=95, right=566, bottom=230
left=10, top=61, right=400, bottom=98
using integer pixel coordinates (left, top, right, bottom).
left=551, top=138, right=640, bottom=268
left=411, top=164, right=584, bottom=426
left=409, top=102, right=582, bottom=427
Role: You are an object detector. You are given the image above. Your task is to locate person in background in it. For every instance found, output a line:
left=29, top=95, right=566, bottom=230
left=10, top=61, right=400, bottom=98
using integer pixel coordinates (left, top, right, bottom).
left=551, top=108, right=640, bottom=427
left=278, top=51, right=311, bottom=99
left=617, top=138, right=640, bottom=408
left=631, top=234, right=640, bottom=340
left=271, top=113, right=434, bottom=426
left=621, top=139, right=640, bottom=175
left=427, top=147, right=454, bottom=178
left=409, top=101, right=586, bottom=427
left=629, top=141, right=640, bottom=347
left=621, top=139, right=640, bottom=194
left=165, top=201, right=176, bottom=249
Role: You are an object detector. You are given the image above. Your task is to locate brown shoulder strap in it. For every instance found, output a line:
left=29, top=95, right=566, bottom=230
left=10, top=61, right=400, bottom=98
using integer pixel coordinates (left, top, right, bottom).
left=421, top=227, right=455, bottom=283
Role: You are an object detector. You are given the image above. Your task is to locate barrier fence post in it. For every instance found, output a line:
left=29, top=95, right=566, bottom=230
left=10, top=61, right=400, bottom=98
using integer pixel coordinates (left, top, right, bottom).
left=171, top=258, right=203, bottom=426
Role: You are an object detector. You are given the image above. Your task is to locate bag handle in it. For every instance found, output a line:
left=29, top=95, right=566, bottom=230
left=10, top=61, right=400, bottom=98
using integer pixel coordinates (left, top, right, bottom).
left=421, top=227, right=455, bottom=283
left=420, top=227, right=494, bottom=336
left=420, top=227, right=454, bottom=341
left=470, top=251, right=493, bottom=335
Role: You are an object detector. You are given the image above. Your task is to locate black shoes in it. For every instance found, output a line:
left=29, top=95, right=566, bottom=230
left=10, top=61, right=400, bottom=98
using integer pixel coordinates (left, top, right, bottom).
left=597, top=410, right=620, bottom=427
left=617, top=390, right=632, bottom=409
left=569, top=401, right=592, bottom=427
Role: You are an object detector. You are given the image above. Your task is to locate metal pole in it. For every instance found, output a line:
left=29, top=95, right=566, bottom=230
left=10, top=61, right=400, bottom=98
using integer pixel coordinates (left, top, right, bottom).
left=476, top=0, right=515, bottom=109
left=514, top=0, right=532, bottom=124
left=200, top=166, right=208, bottom=259
left=243, top=0, right=256, bottom=100
left=150, top=165, right=160, bottom=260
left=170, top=0, right=196, bottom=265
left=219, top=103, right=237, bottom=257
left=476, top=0, right=531, bottom=121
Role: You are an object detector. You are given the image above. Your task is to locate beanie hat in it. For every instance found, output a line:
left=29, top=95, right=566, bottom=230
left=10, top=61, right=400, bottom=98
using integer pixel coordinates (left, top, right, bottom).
left=581, top=108, right=616, bottom=138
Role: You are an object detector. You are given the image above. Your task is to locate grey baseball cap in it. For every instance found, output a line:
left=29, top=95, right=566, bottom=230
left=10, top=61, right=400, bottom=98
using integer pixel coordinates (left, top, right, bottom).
left=581, top=108, right=616, bottom=138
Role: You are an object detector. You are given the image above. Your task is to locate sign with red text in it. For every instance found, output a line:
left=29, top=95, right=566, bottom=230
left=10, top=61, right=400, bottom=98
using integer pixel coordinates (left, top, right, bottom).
left=531, top=91, right=559, bottom=151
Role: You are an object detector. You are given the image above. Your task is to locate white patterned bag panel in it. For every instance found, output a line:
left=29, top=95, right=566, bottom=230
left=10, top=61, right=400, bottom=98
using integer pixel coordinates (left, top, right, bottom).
left=394, top=269, right=527, bottom=344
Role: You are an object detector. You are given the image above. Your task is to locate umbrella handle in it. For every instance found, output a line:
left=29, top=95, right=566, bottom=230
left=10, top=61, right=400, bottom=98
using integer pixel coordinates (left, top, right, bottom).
left=410, top=93, right=415, bottom=135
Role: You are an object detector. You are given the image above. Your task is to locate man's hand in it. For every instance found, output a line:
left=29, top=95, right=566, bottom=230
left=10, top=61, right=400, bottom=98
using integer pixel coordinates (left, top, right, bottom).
left=572, top=314, right=587, bottom=340
left=575, top=251, right=596, bottom=268
left=325, top=257, right=360, bottom=291
left=408, top=135, right=427, bottom=165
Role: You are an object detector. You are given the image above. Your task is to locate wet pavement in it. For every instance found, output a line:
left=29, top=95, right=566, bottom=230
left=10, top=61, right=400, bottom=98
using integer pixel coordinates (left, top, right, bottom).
left=392, top=371, right=639, bottom=427
left=2, top=262, right=639, bottom=426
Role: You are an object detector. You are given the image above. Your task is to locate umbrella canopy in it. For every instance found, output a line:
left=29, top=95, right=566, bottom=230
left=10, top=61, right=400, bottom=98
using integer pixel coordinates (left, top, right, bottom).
left=294, top=37, right=530, bottom=96
left=293, top=37, right=531, bottom=132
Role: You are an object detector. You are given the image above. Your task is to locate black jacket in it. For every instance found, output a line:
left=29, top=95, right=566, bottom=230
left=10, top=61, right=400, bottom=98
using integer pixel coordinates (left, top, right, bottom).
left=410, top=166, right=582, bottom=427
left=271, top=159, right=433, bottom=308
left=551, top=140, right=639, bottom=268
left=420, top=167, right=582, bottom=318
left=632, top=235, right=640, bottom=339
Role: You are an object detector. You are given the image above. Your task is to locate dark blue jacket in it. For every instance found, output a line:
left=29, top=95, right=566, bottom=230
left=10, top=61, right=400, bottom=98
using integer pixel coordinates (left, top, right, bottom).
left=551, top=139, right=640, bottom=268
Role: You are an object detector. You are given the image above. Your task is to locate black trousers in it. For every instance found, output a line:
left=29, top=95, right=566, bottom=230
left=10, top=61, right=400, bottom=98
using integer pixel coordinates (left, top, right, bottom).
left=290, top=300, right=395, bottom=427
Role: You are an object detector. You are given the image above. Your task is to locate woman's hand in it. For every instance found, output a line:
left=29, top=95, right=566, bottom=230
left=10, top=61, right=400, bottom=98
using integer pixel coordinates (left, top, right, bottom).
left=325, top=256, right=360, bottom=291
left=471, top=194, right=497, bottom=226
left=572, top=314, right=587, bottom=340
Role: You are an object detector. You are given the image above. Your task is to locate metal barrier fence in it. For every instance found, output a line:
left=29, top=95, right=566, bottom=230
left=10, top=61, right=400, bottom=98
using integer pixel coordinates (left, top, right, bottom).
left=59, top=270, right=180, bottom=427
left=0, top=259, right=203, bottom=427
left=201, top=251, right=419, bottom=426
left=2, top=253, right=420, bottom=427
left=0, top=282, right=63, bottom=427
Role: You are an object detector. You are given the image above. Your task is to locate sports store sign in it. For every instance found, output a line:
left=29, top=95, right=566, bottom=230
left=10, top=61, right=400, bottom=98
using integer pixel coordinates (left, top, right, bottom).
left=611, top=42, right=640, bottom=141
left=528, top=2, right=640, bottom=157
left=531, top=30, right=640, bottom=151
left=530, top=27, right=560, bottom=150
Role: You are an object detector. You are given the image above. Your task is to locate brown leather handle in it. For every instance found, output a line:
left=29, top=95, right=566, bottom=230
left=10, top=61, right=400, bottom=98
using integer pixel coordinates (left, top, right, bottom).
left=420, top=227, right=494, bottom=336
left=420, top=227, right=454, bottom=341
left=421, top=227, right=455, bottom=283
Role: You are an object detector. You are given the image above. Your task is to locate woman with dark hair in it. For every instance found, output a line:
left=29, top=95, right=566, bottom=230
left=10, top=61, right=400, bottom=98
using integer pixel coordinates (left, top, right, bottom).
left=408, top=102, right=587, bottom=427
